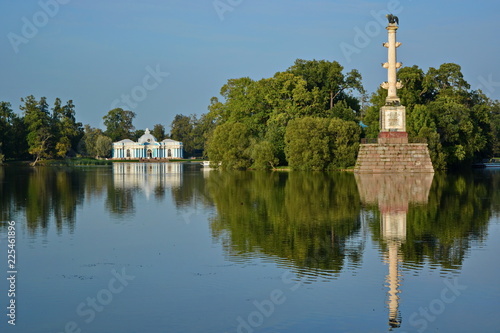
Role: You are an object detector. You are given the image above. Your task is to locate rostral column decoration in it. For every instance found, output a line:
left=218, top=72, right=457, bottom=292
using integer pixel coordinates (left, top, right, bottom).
left=379, top=14, right=407, bottom=142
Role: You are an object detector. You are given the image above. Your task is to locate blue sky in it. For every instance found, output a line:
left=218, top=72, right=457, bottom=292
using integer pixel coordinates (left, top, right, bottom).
left=1, top=0, right=499, bottom=132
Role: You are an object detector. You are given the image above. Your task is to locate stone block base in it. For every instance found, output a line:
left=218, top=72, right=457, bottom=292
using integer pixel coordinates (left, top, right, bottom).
left=354, top=143, right=434, bottom=173
left=378, top=131, right=408, bottom=144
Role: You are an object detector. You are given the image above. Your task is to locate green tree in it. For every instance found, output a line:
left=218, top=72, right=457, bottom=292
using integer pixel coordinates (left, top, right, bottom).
left=0, top=102, right=15, bottom=160
left=287, top=59, right=365, bottom=111
left=425, top=63, right=470, bottom=99
left=103, top=108, right=136, bottom=142
left=407, top=104, right=447, bottom=169
left=397, top=65, right=428, bottom=108
left=55, top=137, right=71, bottom=158
left=152, top=124, right=166, bottom=141
left=21, top=95, right=53, bottom=165
left=192, top=113, right=215, bottom=157
left=361, top=104, right=380, bottom=139
left=284, top=117, right=331, bottom=170
left=206, top=122, right=252, bottom=169
left=330, top=99, right=357, bottom=122
left=262, top=72, right=324, bottom=120
left=204, top=59, right=366, bottom=167
left=0, top=143, right=4, bottom=164
left=80, top=125, right=104, bottom=157
left=95, top=135, right=113, bottom=158
left=427, top=95, right=488, bottom=166
left=9, top=115, right=28, bottom=160
left=132, top=129, right=145, bottom=141
left=490, top=101, right=500, bottom=156
left=284, top=117, right=361, bottom=170
left=264, top=119, right=287, bottom=165
left=249, top=139, right=278, bottom=170
left=328, top=118, right=361, bottom=169
left=52, top=99, right=82, bottom=158
left=170, top=114, right=197, bottom=156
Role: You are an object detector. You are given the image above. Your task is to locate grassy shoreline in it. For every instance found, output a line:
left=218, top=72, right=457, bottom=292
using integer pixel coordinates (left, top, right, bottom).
left=1, top=158, right=205, bottom=166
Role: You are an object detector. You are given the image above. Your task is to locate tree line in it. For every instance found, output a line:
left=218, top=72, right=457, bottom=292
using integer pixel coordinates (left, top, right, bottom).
left=203, top=59, right=365, bottom=170
left=198, top=59, right=500, bottom=170
left=364, top=63, right=500, bottom=169
left=2, top=59, right=500, bottom=169
left=0, top=97, right=202, bottom=165
left=197, top=59, right=500, bottom=170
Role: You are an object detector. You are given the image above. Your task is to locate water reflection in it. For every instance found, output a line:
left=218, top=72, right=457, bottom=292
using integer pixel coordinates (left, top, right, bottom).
left=112, top=163, right=182, bottom=199
left=0, top=166, right=111, bottom=234
left=0, top=163, right=500, bottom=331
left=204, top=171, right=364, bottom=281
left=1, top=165, right=496, bottom=268
left=355, top=173, right=434, bottom=330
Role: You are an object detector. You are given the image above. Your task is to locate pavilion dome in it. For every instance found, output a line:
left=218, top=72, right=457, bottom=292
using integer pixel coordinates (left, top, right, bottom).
left=162, top=138, right=181, bottom=144
left=138, top=128, right=157, bottom=144
left=116, top=139, right=134, bottom=144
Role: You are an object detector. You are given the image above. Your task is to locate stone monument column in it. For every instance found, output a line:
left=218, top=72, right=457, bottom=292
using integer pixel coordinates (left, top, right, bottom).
left=353, top=15, right=434, bottom=173
left=379, top=20, right=407, bottom=143
left=381, top=24, right=402, bottom=104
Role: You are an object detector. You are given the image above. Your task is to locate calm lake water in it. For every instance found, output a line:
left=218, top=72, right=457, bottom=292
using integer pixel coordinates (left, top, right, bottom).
left=0, top=163, right=499, bottom=333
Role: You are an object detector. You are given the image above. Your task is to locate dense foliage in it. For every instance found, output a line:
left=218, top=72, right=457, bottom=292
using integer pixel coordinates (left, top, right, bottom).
left=1, top=60, right=499, bottom=168
left=204, top=59, right=364, bottom=169
left=0, top=97, right=201, bottom=163
left=364, top=63, right=497, bottom=169
left=202, top=60, right=500, bottom=170
left=284, top=117, right=360, bottom=170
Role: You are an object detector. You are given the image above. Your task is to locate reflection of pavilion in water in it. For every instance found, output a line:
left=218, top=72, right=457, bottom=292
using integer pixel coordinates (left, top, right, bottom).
left=113, top=163, right=182, bottom=199
left=355, top=173, right=434, bottom=330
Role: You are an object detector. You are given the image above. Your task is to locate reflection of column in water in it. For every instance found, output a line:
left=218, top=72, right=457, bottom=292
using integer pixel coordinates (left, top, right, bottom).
left=387, top=241, right=401, bottom=329
left=382, top=210, right=405, bottom=329
left=354, top=173, right=433, bottom=330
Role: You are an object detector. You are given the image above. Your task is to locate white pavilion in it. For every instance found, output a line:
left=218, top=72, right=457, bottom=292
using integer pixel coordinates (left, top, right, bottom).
left=112, top=128, right=183, bottom=159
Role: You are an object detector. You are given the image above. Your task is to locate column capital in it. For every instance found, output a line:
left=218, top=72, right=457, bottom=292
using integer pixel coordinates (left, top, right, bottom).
left=386, top=24, right=398, bottom=31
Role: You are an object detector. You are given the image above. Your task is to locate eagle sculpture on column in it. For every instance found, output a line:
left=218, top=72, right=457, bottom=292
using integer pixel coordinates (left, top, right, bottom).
left=386, top=14, right=399, bottom=25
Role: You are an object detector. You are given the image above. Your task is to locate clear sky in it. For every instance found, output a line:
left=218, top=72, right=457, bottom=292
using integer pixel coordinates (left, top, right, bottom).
left=1, top=0, right=499, bottom=132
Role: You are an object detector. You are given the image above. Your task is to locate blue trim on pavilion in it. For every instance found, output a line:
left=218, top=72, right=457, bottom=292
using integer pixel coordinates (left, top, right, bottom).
left=112, top=129, right=183, bottom=159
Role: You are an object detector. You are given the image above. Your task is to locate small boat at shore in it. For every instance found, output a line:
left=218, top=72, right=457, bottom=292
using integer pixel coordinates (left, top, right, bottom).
left=473, top=158, right=500, bottom=168
left=201, top=161, right=221, bottom=168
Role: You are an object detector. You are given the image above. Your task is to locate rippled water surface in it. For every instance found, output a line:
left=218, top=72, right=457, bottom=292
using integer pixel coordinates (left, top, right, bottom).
left=0, top=163, right=499, bottom=332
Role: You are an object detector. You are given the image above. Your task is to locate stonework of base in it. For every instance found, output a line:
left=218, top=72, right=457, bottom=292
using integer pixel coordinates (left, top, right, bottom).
left=378, top=131, right=408, bottom=144
left=354, top=143, right=434, bottom=173
left=354, top=173, right=434, bottom=212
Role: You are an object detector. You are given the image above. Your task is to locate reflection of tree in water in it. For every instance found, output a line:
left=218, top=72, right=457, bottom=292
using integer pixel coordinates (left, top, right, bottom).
left=105, top=186, right=136, bottom=217
left=0, top=166, right=112, bottom=234
left=368, top=172, right=495, bottom=272
left=486, top=170, right=500, bottom=216
left=170, top=164, right=210, bottom=208
left=205, top=171, right=364, bottom=280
